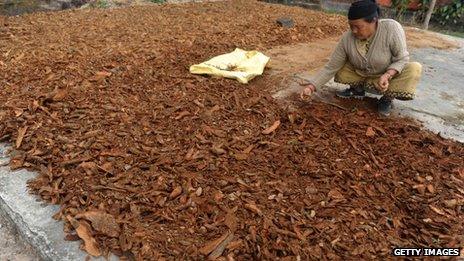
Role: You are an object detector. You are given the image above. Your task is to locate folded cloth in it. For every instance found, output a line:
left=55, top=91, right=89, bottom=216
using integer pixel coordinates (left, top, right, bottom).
left=189, top=48, right=270, bottom=84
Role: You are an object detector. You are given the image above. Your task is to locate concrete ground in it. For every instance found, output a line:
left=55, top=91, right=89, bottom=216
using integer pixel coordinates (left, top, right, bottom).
left=0, top=214, right=39, bottom=261
left=0, top=30, right=463, bottom=260
left=395, top=39, right=464, bottom=142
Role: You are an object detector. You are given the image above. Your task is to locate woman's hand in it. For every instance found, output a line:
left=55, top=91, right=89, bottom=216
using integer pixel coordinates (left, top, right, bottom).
left=378, top=69, right=397, bottom=92
left=300, top=84, right=316, bottom=101
left=377, top=73, right=391, bottom=92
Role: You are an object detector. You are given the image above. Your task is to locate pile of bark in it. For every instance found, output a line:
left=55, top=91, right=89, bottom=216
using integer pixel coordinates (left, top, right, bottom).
left=0, top=0, right=463, bottom=259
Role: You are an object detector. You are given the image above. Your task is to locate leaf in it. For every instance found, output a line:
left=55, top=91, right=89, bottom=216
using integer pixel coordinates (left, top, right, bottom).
left=366, top=127, right=375, bottom=137
left=96, top=71, right=112, bottom=77
left=75, top=211, right=120, bottom=237
left=426, top=184, right=435, bottom=194
left=234, top=153, right=248, bottom=161
left=224, top=211, right=238, bottom=231
left=185, top=147, right=195, bottom=160
left=16, top=126, right=28, bottom=148
left=262, top=120, right=281, bottom=135
left=75, top=220, right=101, bottom=256
left=413, top=184, right=426, bottom=194
left=52, top=89, right=67, bottom=101
left=14, top=108, right=24, bottom=117
left=175, top=111, right=190, bottom=120
left=445, top=199, right=457, bottom=208
left=328, top=189, right=345, bottom=200
left=45, top=73, right=56, bottom=81
left=78, top=162, right=98, bottom=175
left=213, top=191, right=224, bottom=201
left=288, top=113, right=297, bottom=124
left=373, top=126, right=387, bottom=136
left=14, top=52, right=25, bottom=61
left=99, top=162, right=113, bottom=173
left=169, top=186, right=182, bottom=199
left=193, top=99, right=205, bottom=108
left=242, top=145, right=254, bottom=154
left=226, top=240, right=243, bottom=251
left=90, top=71, right=112, bottom=82
left=429, top=205, right=446, bottom=216
left=208, top=233, right=234, bottom=259
left=200, top=232, right=233, bottom=256
left=244, top=203, right=262, bottom=215
left=211, top=144, right=226, bottom=155
left=208, top=105, right=220, bottom=115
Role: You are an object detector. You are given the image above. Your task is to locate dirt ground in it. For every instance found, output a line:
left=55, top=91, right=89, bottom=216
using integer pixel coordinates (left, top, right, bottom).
left=0, top=1, right=463, bottom=260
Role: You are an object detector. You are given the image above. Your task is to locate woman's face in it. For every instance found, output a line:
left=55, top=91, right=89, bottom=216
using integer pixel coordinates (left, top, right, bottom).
left=349, top=18, right=377, bottom=40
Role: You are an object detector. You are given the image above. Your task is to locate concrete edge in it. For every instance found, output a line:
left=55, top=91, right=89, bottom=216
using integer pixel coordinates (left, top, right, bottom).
left=0, top=172, right=61, bottom=261
left=0, top=192, right=41, bottom=260
left=0, top=143, right=113, bottom=261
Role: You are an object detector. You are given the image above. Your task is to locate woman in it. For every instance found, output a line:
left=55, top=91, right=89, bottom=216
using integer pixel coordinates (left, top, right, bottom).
left=301, top=0, right=422, bottom=116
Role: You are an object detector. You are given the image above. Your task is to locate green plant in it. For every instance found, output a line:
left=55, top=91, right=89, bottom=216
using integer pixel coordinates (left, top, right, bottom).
left=88, top=0, right=109, bottom=8
left=391, top=0, right=411, bottom=21
left=418, top=0, right=463, bottom=26
left=149, top=0, right=165, bottom=3
left=434, top=0, right=463, bottom=25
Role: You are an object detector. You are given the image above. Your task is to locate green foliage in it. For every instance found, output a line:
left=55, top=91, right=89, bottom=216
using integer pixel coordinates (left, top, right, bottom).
left=391, top=0, right=411, bottom=21
left=149, top=0, right=165, bottom=3
left=438, top=29, right=464, bottom=37
left=433, top=0, right=463, bottom=25
left=417, top=0, right=463, bottom=26
left=87, top=0, right=110, bottom=8
left=96, top=0, right=110, bottom=8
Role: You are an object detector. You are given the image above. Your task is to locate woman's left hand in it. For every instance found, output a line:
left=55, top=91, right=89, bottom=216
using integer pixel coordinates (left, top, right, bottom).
left=377, top=73, right=391, bottom=92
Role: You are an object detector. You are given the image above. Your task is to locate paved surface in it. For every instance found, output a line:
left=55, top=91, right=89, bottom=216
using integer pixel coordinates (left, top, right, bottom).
left=0, top=213, right=39, bottom=261
left=395, top=43, right=464, bottom=142
left=0, top=145, right=39, bottom=261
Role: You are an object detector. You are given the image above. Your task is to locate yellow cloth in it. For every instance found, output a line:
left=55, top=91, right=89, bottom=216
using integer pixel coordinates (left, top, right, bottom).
left=334, top=62, right=422, bottom=100
left=189, top=48, right=270, bottom=84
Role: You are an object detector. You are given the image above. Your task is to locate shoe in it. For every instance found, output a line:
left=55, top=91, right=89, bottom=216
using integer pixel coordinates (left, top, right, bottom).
left=378, top=96, right=393, bottom=116
left=336, top=86, right=365, bottom=99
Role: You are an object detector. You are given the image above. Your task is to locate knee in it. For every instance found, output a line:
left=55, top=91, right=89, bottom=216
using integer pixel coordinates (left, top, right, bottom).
left=334, top=70, right=343, bottom=81
left=405, top=62, right=422, bottom=76
left=334, top=63, right=353, bottom=82
left=334, top=69, right=344, bottom=82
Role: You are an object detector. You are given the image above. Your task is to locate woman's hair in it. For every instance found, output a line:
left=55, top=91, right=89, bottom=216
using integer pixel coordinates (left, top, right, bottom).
left=363, top=10, right=380, bottom=23
left=348, top=0, right=381, bottom=22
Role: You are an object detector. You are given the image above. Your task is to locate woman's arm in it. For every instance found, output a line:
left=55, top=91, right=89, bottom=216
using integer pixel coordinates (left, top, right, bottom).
left=388, top=23, right=409, bottom=73
left=306, top=34, right=348, bottom=88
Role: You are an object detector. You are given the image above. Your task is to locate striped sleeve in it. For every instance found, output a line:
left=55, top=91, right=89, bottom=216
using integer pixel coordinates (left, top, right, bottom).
left=308, top=33, right=348, bottom=88
left=387, top=22, right=409, bottom=73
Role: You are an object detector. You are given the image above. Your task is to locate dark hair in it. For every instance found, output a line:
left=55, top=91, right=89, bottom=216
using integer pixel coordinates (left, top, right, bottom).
left=348, top=0, right=381, bottom=21
left=363, top=10, right=380, bottom=23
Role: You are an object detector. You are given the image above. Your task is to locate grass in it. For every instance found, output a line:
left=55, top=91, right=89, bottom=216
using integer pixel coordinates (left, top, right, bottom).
left=96, top=0, right=110, bottom=8
left=322, top=9, right=347, bottom=16
left=434, top=29, right=464, bottom=38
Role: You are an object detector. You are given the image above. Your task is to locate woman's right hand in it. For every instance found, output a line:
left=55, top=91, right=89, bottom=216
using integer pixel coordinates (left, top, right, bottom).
left=300, top=84, right=316, bottom=101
